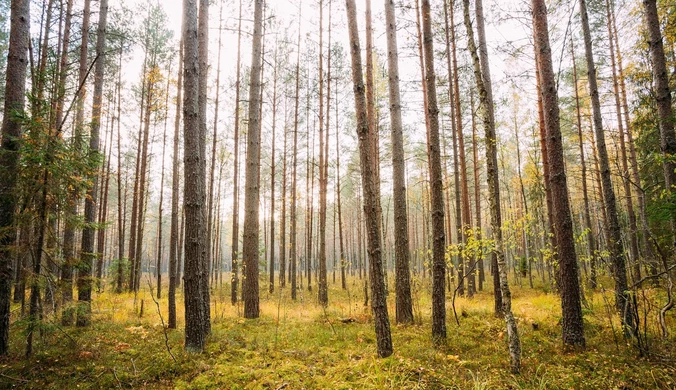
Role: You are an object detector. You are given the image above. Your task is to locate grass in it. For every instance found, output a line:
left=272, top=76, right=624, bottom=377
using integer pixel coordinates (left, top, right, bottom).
left=1, top=274, right=674, bottom=389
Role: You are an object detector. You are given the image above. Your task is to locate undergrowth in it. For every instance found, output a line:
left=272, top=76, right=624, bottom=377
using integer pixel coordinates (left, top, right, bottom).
left=0, top=275, right=674, bottom=389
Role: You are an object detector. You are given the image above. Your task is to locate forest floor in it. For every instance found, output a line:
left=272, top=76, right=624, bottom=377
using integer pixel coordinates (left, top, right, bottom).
left=1, top=275, right=675, bottom=389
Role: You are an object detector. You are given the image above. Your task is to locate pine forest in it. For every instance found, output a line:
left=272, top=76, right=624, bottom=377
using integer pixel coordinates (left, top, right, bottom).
left=0, top=0, right=675, bottom=388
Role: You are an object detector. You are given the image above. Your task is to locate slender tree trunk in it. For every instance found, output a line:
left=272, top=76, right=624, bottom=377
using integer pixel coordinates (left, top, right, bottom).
left=532, top=0, right=585, bottom=347
left=420, top=0, right=447, bottom=342
left=156, top=71, right=171, bottom=299
left=269, top=42, right=279, bottom=294
left=115, top=44, right=125, bottom=294
left=231, top=0, right=243, bottom=305
left=605, top=0, right=639, bottom=279
left=290, top=7, right=302, bottom=301
left=62, top=0, right=90, bottom=323
left=167, top=41, right=183, bottom=329
left=579, top=0, right=633, bottom=334
left=345, top=0, right=393, bottom=358
left=571, top=40, right=597, bottom=289
left=242, top=0, right=264, bottom=319
left=471, top=93, right=484, bottom=291
left=208, top=3, right=224, bottom=292
left=77, top=0, right=108, bottom=327
left=385, top=0, right=413, bottom=324
left=464, top=0, right=521, bottom=373
left=318, top=0, right=328, bottom=306
left=612, top=4, right=652, bottom=264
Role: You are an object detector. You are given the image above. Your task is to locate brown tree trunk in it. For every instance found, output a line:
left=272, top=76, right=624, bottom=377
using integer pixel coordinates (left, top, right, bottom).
left=0, top=0, right=30, bottom=353
left=611, top=4, right=652, bottom=264
left=642, top=0, right=676, bottom=219
left=345, top=0, right=393, bottom=358
left=116, top=44, right=126, bottom=294
left=571, top=40, right=597, bottom=290
left=156, top=71, right=171, bottom=299
left=579, top=0, right=633, bottom=334
left=421, top=0, right=447, bottom=342
left=318, top=0, right=328, bottom=306
left=532, top=0, right=585, bottom=347
left=269, top=42, right=279, bottom=294
left=471, top=93, right=484, bottom=290
left=231, top=0, right=243, bottom=306
left=197, top=0, right=211, bottom=333
left=242, top=0, right=264, bottom=319
left=168, top=40, right=183, bottom=329
left=605, top=0, right=639, bottom=280
left=290, top=7, right=302, bottom=300
left=77, top=0, right=108, bottom=327
left=182, top=0, right=207, bottom=352
left=385, top=0, right=413, bottom=324
left=62, top=0, right=90, bottom=323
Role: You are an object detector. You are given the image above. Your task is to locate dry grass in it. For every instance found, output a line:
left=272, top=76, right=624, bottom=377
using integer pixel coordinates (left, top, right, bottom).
left=1, top=273, right=674, bottom=389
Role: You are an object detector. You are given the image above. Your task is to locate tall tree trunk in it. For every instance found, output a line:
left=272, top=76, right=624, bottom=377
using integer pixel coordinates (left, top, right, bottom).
left=318, top=0, right=328, bottom=306
left=230, top=0, right=242, bottom=306
left=290, top=6, right=302, bottom=301
left=280, top=95, right=287, bottom=289
left=115, top=44, right=125, bottom=294
left=242, top=0, right=264, bottom=319
left=208, top=3, right=224, bottom=291
left=197, top=0, right=211, bottom=334
left=269, top=42, right=279, bottom=294
left=605, top=0, right=639, bottom=279
left=532, top=0, right=585, bottom=347
left=77, top=0, right=108, bottom=327
left=168, top=40, right=183, bottom=329
left=579, top=0, right=633, bottom=334
left=420, top=0, right=447, bottom=342
left=0, top=0, right=30, bottom=354
left=471, top=93, right=484, bottom=291
left=156, top=72, right=171, bottom=299
left=385, top=0, right=413, bottom=324
left=345, top=0, right=393, bottom=358
left=571, top=40, right=597, bottom=289
left=612, top=4, right=652, bottom=264
left=182, top=0, right=207, bottom=352
left=62, top=0, right=90, bottom=324
left=642, top=0, right=676, bottom=219
left=464, top=0, right=521, bottom=373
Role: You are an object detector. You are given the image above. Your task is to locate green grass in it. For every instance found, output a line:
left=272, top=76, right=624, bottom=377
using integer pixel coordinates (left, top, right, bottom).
left=1, top=275, right=674, bottom=389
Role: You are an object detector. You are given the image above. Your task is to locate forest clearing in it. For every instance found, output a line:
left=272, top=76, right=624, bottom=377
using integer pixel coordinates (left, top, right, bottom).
left=1, top=277, right=674, bottom=389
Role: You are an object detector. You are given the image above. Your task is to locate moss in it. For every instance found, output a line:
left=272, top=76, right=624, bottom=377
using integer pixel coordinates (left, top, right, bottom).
left=1, top=278, right=674, bottom=389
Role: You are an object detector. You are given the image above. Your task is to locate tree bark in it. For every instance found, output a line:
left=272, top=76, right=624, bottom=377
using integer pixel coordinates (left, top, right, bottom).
left=642, top=0, right=676, bottom=216
left=77, top=0, right=108, bottom=327
left=532, top=0, right=585, bottom=347
left=421, top=0, right=447, bottom=341
left=242, top=0, right=264, bottom=319
left=345, top=0, right=393, bottom=358
left=182, top=0, right=207, bottom=352
left=231, top=0, right=243, bottom=306
left=571, top=40, right=597, bottom=290
left=168, top=40, right=183, bottom=329
left=385, top=0, right=413, bottom=324
left=579, top=0, right=633, bottom=334
left=0, top=0, right=30, bottom=355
